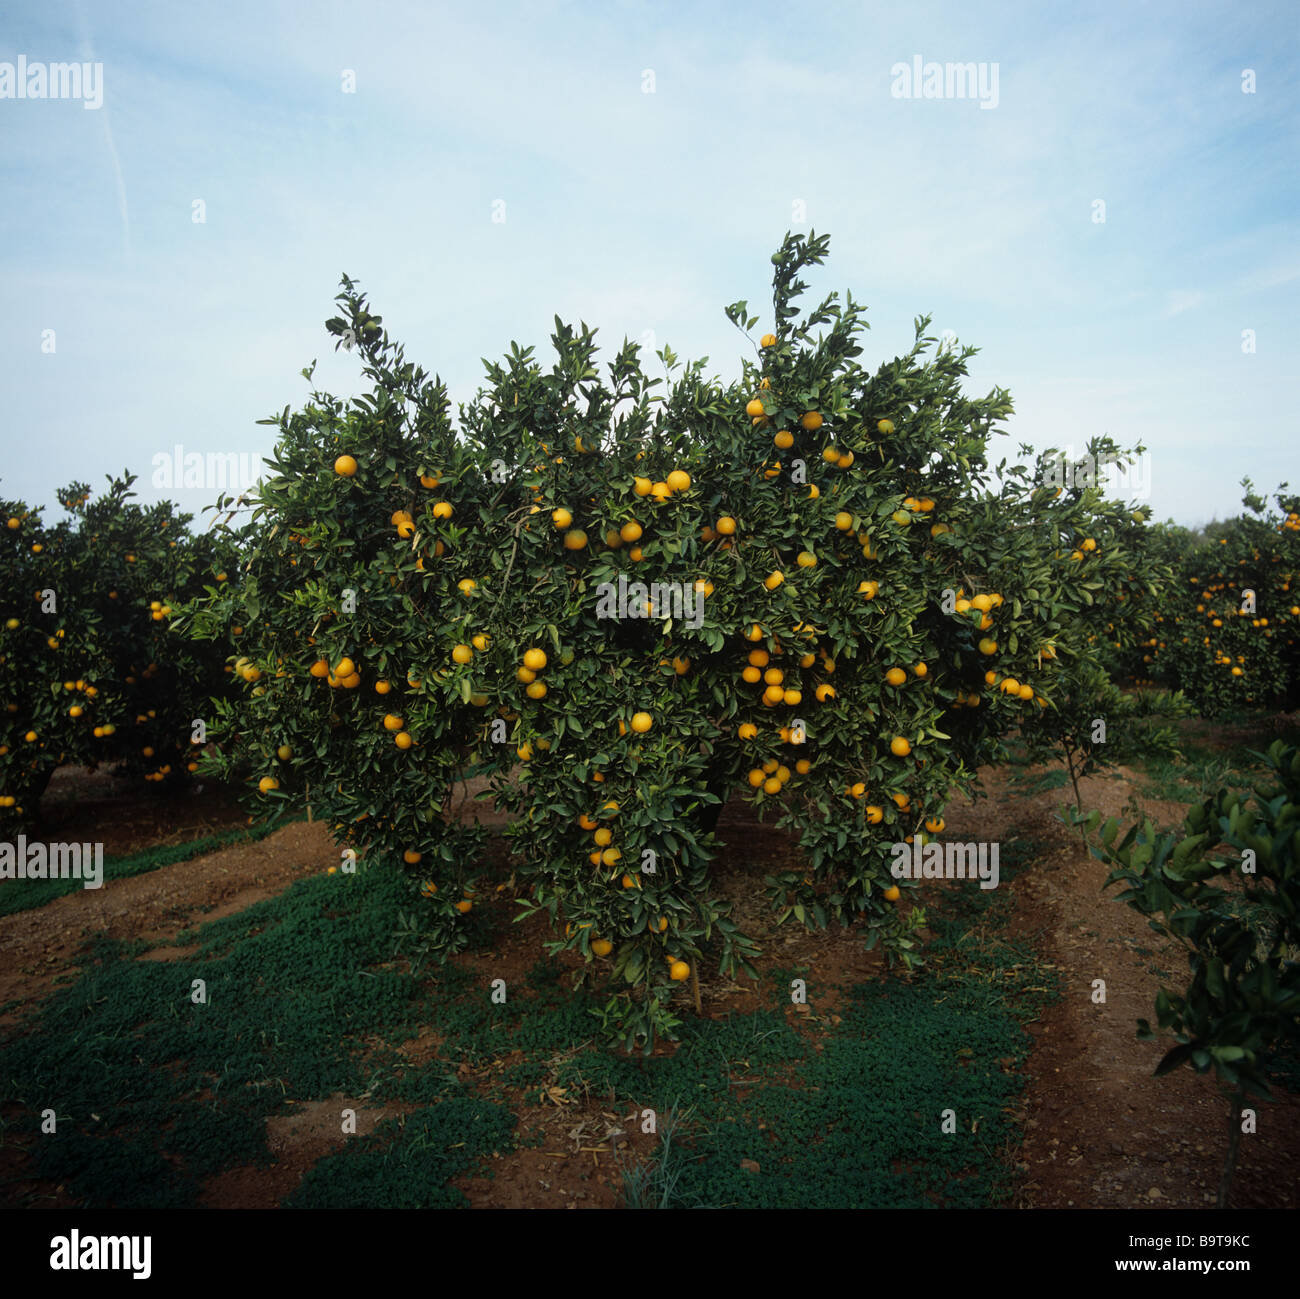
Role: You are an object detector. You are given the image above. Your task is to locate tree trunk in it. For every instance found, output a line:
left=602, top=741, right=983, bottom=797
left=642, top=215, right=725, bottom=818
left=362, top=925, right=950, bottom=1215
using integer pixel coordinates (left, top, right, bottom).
left=1217, top=1092, right=1244, bottom=1209
left=26, top=763, right=56, bottom=825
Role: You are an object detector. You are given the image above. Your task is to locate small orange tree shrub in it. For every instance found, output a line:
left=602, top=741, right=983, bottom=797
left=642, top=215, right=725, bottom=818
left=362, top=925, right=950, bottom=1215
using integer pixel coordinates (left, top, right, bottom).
left=1140, top=483, right=1300, bottom=717
left=189, top=233, right=1149, bottom=1049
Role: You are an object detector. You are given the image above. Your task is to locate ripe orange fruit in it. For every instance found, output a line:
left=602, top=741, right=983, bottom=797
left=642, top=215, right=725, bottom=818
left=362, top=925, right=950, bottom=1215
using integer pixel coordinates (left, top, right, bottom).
left=978, top=638, right=998, bottom=656
left=455, top=899, right=472, bottom=914
left=883, top=885, right=901, bottom=902
left=667, top=470, right=691, bottom=493
left=404, top=849, right=423, bottom=864
left=773, top=429, right=794, bottom=450
left=865, top=805, right=884, bottom=824
left=630, top=711, right=652, bottom=734
left=764, top=570, right=784, bottom=591
left=258, top=776, right=279, bottom=794
left=277, top=745, right=292, bottom=760
left=800, top=411, right=823, bottom=431
left=552, top=507, right=573, bottom=529
left=746, top=398, right=766, bottom=418
left=394, top=731, right=413, bottom=749
left=591, top=938, right=613, bottom=957
left=452, top=643, right=473, bottom=665
left=885, top=668, right=907, bottom=686
left=669, top=960, right=690, bottom=982
left=890, top=736, right=912, bottom=757
left=563, top=529, right=588, bottom=550
left=760, top=333, right=777, bottom=347
left=333, top=454, right=358, bottom=476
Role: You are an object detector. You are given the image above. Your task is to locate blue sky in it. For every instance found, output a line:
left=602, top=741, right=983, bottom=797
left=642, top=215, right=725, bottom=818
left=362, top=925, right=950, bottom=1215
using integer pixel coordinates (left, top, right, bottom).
left=2, top=0, right=1296, bottom=528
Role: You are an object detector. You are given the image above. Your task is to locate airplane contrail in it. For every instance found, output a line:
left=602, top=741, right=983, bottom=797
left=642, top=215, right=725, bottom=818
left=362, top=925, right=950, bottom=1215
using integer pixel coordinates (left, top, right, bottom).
left=74, top=0, right=130, bottom=262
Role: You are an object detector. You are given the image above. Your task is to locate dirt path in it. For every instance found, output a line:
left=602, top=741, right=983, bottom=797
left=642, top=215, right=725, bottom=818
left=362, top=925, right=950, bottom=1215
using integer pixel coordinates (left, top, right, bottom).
left=944, top=764, right=1300, bottom=1210
left=0, top=819, right=333, bottom=1029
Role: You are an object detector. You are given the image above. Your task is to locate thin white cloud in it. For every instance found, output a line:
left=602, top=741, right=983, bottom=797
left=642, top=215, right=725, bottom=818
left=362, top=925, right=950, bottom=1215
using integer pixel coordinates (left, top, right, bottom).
left=1164, top=290, right=1204, bottom=317
left=1239, top=260, right=1300, bottom=291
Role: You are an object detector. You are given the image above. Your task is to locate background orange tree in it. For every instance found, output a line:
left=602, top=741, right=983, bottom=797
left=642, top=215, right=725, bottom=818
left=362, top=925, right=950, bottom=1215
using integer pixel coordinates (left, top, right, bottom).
left=185, top=232, right=1155, bottom=1050
left=1137, top=483, right=1300, bottom=717
left=0, top=474, right=238, bottom=827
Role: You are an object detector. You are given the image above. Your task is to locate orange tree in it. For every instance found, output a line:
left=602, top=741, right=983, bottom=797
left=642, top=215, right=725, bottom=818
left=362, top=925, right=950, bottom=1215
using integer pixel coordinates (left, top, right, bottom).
left=1142, top=483, right=1300, bottom=717
left=0, top=474, right=238, bottom=827
left=1014, top=442, right=1195, bottom=805
left=185, top=232, right=1154, bottom=1050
